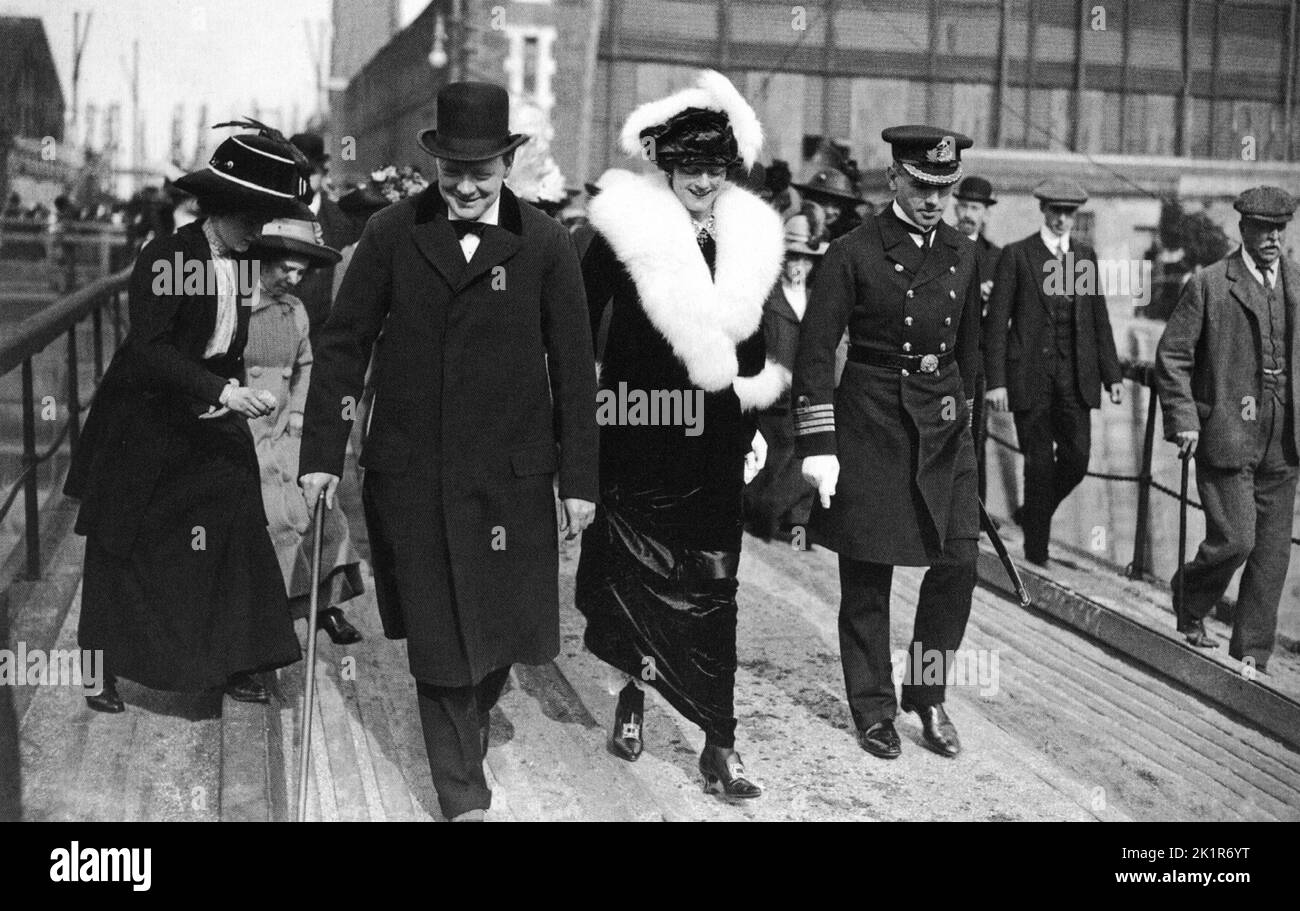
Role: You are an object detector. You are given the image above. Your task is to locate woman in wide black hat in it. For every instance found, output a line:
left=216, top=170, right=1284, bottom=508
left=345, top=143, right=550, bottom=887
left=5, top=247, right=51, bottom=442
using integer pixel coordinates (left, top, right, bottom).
left=576, top=70, right=786, bottom=798
left=66, top=122, right=309, bottom=712
left=245, top=218, right=366, bottom=645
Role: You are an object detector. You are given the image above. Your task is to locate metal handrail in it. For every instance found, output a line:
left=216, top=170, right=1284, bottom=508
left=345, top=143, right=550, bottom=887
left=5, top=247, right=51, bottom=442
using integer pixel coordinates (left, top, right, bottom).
left=1, top=265, right=131, bottom=580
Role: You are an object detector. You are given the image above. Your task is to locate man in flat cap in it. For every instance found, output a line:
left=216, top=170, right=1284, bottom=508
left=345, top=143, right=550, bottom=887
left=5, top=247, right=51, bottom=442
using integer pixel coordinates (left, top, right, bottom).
left=984, top=178, right=1123, bottom=565
left=952, top=175, right=1001, bottom=500
left=794, top=125, right=983, bottom=760
left=298, top=82, right=598, bottom=819
left=1155, top=186, right=1300, bottom=671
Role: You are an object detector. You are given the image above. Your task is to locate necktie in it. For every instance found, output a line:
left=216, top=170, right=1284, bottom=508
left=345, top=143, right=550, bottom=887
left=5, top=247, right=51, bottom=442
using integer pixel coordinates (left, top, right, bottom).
left=452, top=220, right=485, bottom=239
left=1260, top=263, right=1274, bottom=287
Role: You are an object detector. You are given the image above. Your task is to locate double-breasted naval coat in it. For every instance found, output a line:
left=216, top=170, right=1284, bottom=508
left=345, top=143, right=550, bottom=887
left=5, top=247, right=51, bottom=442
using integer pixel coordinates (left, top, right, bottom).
left=793, top=210, right=983, bottom=565
left=298, top=186, right=599, bottom=687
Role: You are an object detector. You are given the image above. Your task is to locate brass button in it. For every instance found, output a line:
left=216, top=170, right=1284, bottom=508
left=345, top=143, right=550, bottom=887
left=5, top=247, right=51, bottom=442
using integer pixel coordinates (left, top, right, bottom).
left=939, top=342, right=947, bottom=352
left=949, top=290, right=957, bottom=299
left=901, top=369, right=909, bottom=377
left=904, top=316, right=914, bottom=326
left=949, top=265, right=956, bottom=274
left=903, top=342, right=912, bottom=352
left=895, top=263, right=904, bottom=272
left=906, top=289, right=915, bottom=298
left=944, top=317, right=952, bottom=326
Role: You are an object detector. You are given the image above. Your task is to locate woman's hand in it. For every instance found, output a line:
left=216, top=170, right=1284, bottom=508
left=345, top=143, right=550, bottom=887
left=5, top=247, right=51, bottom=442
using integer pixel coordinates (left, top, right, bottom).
left=225, top=386, right=276, bottom=418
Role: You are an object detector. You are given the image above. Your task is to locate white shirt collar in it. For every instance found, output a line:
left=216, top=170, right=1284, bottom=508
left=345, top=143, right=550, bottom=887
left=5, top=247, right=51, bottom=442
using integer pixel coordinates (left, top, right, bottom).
left=892, top=200, right=934, bottom=247
left=1040, top=225, right=1069, bottom=255
left=967, top=231, right=980, bottom=243
left=446, top=195, right=501, bottom=226
left=1241, top=247, right=1278, bottom=288
left=309, top=193, right=322, bottom=216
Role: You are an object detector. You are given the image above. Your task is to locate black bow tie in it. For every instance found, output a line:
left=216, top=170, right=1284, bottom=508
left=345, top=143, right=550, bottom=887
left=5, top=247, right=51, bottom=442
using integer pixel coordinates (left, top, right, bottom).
left=451, top=220, right=486, bottom=239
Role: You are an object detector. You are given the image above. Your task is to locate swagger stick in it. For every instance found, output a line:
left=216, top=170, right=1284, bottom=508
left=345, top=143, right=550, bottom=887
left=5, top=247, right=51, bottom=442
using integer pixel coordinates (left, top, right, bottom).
left=296, top=497, right=326, bottom=822
left=1177, top=451, right=1190, bottom=619
left=978, top=499, right=1032, bottom=607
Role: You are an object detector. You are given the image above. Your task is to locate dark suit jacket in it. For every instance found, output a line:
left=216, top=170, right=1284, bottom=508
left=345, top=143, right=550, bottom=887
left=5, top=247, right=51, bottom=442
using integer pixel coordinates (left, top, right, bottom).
left=298, top=186, right=598, bottom=685
left=1155, top=250, right=1300, bottom=469
left=296, top=196, right=361, bottom=336
left=65, top=221, right=258, bottom=553
left=984, top=232, right=1123, bottom=410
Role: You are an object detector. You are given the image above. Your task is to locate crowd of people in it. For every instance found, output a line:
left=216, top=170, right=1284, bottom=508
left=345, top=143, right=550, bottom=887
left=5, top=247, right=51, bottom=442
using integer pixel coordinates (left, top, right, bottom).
left=58, top=68, right=1297, bottom=820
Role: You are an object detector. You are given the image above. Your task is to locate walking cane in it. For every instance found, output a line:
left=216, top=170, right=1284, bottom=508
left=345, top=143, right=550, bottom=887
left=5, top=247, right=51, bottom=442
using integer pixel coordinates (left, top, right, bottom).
left=979, top=499, right=1033, bottom=608
left=1177, top=449, right=1190, bottom=617
left=296, top=495, right=326, bottom=822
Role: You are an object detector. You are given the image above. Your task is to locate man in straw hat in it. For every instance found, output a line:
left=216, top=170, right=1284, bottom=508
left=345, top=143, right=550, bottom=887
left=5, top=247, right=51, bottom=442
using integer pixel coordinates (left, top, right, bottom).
left=297, top=82, right=598, bottom=821
left=1156, top=186, right=1300, bottom=671
left=794, top=125, right=984, bottom=760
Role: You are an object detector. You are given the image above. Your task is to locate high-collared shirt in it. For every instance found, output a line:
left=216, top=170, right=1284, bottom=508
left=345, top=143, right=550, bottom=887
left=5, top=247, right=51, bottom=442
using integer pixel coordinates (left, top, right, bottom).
left=446, top=195, right=501, bottom=261
left=1242, top=247, right=1279, bottom=289
left=1040, top=225, right=1070, bottom=258
left=782, top=281, right=808, bottom=321
left=202, top=219, right=241, bottom=359
left=891, top=200, right=935, bottom=248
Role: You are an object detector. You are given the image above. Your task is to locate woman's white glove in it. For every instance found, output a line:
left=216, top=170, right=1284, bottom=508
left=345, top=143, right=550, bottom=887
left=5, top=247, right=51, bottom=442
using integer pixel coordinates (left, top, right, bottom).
left=801, top=455, right=839, bottom=509
left=744, top=430, right=768, bottom=484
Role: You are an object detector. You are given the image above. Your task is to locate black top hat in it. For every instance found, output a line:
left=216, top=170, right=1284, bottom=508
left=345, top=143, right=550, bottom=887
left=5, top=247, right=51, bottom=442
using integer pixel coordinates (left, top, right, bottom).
left=174, top=127, right=312, bottom=219
left=954, top=176, right=996, bottom=205
left=882, top=125, right=973, bottom=186
left=418, top=82, right=529, bottom=162
left=290, top=133, right=329, bottom=166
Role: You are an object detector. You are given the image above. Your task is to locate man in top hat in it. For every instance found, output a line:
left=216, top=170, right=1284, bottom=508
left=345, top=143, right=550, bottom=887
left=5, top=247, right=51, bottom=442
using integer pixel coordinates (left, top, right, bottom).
left=289, top=133, right=362, bottom=342
left=297, top=82, right=599, bottom=820
left=794, top=125, right=984, bottom=760
left=1155, top=186, right=1300, bottom=671
left=984, top=178, right=1123, bottom=565
left=952, top=176, right=1001, bottom=500
left=792, top=168, right=863, bottom=239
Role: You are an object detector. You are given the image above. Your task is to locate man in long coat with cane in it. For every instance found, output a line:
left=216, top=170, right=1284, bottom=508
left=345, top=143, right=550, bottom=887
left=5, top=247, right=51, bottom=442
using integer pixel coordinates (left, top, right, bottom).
left=298, top=82, right=598, bottom=820
left=794, top=126, right=983, bottom=760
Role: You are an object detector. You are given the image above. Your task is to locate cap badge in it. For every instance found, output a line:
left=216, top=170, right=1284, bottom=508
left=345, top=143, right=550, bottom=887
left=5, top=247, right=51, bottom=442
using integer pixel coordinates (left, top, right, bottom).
left=927, top=136, right=955, bottom=163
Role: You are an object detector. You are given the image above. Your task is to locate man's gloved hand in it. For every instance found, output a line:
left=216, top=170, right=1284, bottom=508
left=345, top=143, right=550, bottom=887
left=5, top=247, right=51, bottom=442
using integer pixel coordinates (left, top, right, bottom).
left=801, top=455, right=840, bottom=509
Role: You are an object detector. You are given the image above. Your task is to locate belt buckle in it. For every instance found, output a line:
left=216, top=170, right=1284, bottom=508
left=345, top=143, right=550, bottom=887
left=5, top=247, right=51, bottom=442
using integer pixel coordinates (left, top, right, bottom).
left=919, top=354, right=939, bottom=374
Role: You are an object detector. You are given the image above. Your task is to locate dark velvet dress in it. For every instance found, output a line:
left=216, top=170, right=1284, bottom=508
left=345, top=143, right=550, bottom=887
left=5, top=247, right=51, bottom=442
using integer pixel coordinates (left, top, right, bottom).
left=575, top=230, right=765, bottom=748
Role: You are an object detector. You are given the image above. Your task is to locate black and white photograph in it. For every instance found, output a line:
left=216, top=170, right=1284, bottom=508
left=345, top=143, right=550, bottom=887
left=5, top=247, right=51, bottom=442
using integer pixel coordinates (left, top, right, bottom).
left=0, top=0, right=1294, bottom=880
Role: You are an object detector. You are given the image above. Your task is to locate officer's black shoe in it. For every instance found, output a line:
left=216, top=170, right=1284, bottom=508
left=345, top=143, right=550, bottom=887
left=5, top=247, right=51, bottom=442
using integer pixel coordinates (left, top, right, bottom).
left=699, top=745, right=762, bottom=799
left=224, top=672, right=269, bottom=704
left=901, top=701, right=961, bottom=757
left=857, top=719, right=902, bottom=759
left=318, top=607, right=363, bottom=645
left=85, top=673, right=124, bottom=714
left=1177, top=618, right=1218, bottom=649
left=609, top=681, right=644, bottom=762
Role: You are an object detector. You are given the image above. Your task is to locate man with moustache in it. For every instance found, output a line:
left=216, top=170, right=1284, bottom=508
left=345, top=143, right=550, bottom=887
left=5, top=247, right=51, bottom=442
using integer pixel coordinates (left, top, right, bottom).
left=1156, top=187, right=1300, bottom=672
left=952, top=176, right=1001, bottom=499
left=794, top=126, right=983, bottom=760
left=297, top=82, right=598, bottom=820
left=984, top=179, right=1123, bottom=566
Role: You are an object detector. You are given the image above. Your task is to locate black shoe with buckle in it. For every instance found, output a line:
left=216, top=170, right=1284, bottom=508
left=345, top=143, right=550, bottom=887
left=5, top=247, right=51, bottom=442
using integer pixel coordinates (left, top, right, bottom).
left=901, top=700, right=961, bottom=757
left=699, top=745, right=762, bottom=799
left=318, top=607, right=363, bottom=645
left=609, top=681, right=644, bottom=762
left=225, top=672, right=270, bottom=704
left=857, top=719, right=902, bottom=758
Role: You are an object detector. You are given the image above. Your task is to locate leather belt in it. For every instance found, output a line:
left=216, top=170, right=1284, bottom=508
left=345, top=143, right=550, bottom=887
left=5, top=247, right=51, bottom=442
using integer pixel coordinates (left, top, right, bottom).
left=849, top=345, right=955, bottom=374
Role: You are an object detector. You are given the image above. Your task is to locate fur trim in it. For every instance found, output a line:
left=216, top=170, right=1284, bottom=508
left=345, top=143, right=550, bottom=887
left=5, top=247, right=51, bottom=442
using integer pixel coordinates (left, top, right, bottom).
left=588, top=172, right=784, bottom=392
left=733, top=359, right=791, bottom=412
left=619, top=70, right=764, bottom=168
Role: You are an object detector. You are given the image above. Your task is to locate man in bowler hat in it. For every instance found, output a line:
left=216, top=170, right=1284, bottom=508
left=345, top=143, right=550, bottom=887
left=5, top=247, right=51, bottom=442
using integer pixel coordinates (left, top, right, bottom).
left=298, top=82, right=599, bottom=820
left=795, top=126, right=984, bottom=760
left=952, top=175, right=1001, bottom=500
left=984, top=178, right=1123, bottom=565
left=1156, top=186, right=1300, bottom=671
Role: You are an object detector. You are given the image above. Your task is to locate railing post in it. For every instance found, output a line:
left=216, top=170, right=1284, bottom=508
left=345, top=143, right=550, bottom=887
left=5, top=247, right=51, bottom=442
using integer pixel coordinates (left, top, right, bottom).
left=1128, top=378, right=1161, bottom=579
left=92, top=305, right=105, bottom=380
left=112, top=290, right=123, bottom=347
left=67, top=326, right=80, bottom=453
left=21, top=358, right=40, bottom=580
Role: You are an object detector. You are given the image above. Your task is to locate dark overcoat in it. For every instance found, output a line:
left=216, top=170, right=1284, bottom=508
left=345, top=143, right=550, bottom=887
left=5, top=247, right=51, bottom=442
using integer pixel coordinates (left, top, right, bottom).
left=295, top=196, right=361, bottom=337
left=983, top=233, right=1123, bottom=411
left=793, top=212, right=982, bottom=565
left=1155, top=250, right=1300, bottom=469
left=298, top=186, right=599, bottom=687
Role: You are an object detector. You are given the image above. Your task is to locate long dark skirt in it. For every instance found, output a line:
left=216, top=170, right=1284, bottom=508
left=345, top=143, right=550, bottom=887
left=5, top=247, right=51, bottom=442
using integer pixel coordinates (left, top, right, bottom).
left=575, top=487, right=740, bottom=748
left=78, top=420, right=300, bottom=692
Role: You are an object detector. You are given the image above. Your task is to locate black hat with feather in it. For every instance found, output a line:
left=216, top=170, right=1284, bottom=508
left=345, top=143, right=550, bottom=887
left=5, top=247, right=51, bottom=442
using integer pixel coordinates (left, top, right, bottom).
left=174, top=117, right=313, bottom=219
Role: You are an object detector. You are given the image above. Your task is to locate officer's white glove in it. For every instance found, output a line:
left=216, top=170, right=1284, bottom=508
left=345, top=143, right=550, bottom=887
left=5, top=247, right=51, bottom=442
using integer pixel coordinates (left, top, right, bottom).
left=744, top=430, right=768, bottom=484
left=801, top=455, right=840, bottom=509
